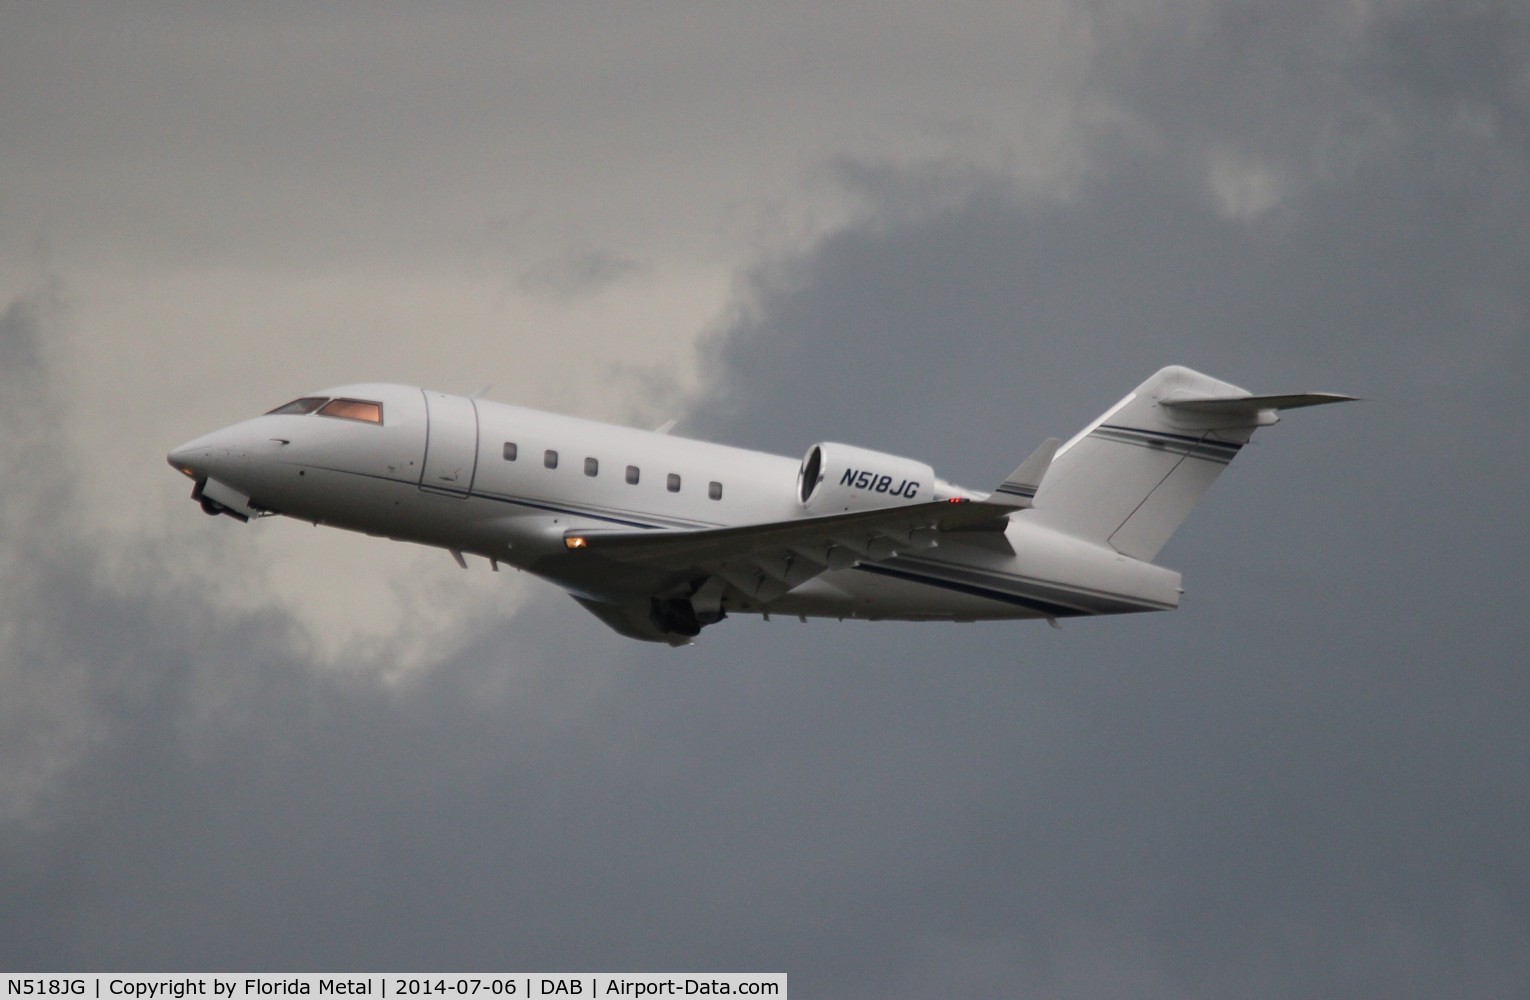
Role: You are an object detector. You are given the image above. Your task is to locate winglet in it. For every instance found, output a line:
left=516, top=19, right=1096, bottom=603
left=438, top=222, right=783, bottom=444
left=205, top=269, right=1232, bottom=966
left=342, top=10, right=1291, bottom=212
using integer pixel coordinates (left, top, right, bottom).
left=989, top=437, right=1062, bottom=509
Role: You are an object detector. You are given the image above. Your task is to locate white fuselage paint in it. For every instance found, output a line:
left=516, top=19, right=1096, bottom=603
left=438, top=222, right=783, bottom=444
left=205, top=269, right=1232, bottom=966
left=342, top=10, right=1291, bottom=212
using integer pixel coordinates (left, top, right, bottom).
left=168, top=383, right=1183, bottom=630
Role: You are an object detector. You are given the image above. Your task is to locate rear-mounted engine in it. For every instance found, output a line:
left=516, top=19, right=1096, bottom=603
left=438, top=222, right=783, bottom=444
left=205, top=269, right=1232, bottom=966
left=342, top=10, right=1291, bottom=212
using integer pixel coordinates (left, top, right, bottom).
left=797, top=442, right=935, bottom=514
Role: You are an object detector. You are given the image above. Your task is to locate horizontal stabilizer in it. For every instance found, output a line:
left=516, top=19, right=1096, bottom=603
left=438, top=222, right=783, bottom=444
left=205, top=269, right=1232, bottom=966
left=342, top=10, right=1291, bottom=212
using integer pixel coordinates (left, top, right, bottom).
left=990, top=437, right=1061, bottom=509
left=1162, top=392, right=1357, bottom=416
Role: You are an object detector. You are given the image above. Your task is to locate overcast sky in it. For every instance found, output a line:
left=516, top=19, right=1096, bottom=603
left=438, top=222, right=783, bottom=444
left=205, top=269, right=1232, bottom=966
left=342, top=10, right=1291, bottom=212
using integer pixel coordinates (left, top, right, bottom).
left=3, top=3, right=1528, bottom=996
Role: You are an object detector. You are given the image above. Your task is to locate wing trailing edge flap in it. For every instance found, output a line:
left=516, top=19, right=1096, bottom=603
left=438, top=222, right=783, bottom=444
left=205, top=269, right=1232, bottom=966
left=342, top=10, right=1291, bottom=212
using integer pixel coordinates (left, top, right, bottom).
left=563, top=498, right=1018, bottom=603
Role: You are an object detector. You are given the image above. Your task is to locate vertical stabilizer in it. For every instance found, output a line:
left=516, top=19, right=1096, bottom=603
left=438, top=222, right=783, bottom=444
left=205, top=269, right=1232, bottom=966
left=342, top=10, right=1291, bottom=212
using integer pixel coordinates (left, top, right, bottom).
left=1029, top=366, right=1351, bottom=561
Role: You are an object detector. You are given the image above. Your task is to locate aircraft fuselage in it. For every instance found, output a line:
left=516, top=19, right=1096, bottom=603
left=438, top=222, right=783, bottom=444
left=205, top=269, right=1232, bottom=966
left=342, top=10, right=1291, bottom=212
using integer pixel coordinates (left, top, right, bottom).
left=168, top=381, right=1183, bottom=639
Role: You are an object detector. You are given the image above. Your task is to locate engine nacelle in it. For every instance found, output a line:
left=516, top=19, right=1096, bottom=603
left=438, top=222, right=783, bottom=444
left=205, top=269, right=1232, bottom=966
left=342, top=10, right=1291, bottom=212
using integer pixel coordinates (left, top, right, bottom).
left=797, top=442, right=934, bottom=513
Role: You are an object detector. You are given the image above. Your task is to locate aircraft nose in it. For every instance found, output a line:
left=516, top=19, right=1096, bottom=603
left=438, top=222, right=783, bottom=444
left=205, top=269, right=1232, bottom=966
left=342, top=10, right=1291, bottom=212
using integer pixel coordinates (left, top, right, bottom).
left=167, top=438, right=207, bottom=479
left=169, top=437, right=209, bottom=480
left=167, top=427, right=247, bottom=480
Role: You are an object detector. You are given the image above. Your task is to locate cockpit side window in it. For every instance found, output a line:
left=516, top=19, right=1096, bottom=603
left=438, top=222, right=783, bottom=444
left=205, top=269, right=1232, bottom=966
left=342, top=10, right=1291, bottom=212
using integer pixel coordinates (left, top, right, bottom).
left=317, top=398, right=384, bottom=424
left=266, top=397, right=328, bottom=416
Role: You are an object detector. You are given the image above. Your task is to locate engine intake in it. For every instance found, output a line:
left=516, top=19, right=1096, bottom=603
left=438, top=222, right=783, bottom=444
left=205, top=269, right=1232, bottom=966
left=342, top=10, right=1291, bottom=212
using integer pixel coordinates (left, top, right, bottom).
left=797, top=443, right=935, bottom=514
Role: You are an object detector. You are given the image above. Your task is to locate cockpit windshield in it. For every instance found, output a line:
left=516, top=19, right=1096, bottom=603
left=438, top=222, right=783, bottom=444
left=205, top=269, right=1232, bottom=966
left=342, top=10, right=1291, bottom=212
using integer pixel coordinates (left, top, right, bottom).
left=266, top=397, right=328, bottom=416
left=265, top=396, right=383, bottom=424
left=318, top=398, right=383, bottom=424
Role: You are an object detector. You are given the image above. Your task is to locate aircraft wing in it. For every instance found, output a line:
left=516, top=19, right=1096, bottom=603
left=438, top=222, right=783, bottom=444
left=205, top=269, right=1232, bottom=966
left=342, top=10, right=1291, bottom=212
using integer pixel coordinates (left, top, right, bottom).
left=562, top=498, right=1015, bottom=603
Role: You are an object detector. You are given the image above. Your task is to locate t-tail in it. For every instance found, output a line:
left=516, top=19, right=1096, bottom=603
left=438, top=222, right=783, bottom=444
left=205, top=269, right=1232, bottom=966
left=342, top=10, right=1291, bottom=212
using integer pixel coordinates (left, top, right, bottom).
left=1014, top=365, right=1354, bottom=562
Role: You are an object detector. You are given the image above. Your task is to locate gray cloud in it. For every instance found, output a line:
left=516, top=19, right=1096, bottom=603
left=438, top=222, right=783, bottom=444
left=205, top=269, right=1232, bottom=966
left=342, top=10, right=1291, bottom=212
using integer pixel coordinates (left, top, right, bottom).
left=2, top=2, right=1528, bottom=997
left=679, top=2, right=1530, bottom=994
left=518, top=247, right=643, bottom=299
left=1370, top=5, right=1530, bottom=150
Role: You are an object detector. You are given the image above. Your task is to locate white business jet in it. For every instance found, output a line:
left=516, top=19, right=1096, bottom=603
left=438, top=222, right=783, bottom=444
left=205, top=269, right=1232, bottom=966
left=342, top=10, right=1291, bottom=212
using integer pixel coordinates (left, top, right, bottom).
left=168, top=366, right=1351, bottom=644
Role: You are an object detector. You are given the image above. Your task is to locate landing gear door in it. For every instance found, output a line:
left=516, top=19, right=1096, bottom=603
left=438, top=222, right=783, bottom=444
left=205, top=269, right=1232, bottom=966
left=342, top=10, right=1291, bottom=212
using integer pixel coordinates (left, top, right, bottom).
left=420, top=391, right=479, bottom=496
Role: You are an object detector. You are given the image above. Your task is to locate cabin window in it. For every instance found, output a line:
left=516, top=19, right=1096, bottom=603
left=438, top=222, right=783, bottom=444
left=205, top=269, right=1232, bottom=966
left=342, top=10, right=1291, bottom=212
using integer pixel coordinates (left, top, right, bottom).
left=544, top=449, right=558, bottom=469
left=317, top=398, right=383, bottom=424
left=584, top=457, right=599, bottom=477
left=625, top=465, right=640, bottom=485
left=266, top=397, right=327, bottom=416
left=503, top=442, right=518, bottom=461
left=667, top=473, right=681, bottom=493
left=709, top=481, right=723, bottom=501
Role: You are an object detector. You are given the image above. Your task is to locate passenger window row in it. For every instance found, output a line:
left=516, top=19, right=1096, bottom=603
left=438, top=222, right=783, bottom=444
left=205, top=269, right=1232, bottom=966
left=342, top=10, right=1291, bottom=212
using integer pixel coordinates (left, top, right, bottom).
left=502, top=442, right=722, bottom=500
